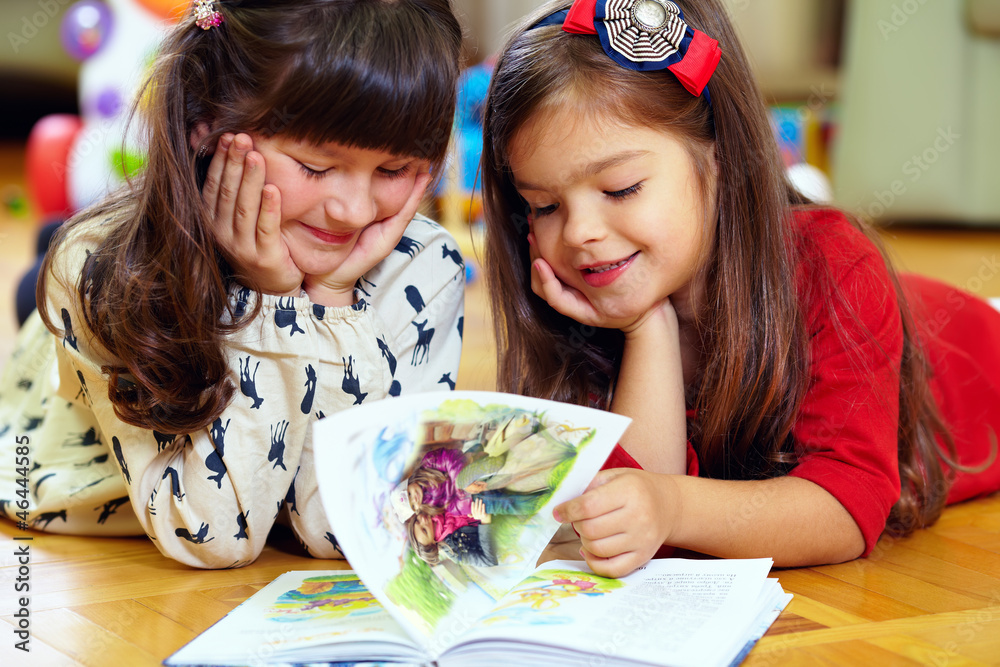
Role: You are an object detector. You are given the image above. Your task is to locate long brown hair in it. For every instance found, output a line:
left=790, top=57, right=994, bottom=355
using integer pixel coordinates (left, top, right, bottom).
left=482, top=0, right=954, bottom=536
left=38, top=0, right=462, bottom=435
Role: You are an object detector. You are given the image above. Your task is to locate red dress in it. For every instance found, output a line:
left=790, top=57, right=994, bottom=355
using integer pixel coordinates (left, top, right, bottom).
left=602, top=208, right=1000, bottom=556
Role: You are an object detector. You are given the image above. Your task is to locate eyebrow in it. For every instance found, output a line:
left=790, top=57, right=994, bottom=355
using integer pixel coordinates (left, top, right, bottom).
left=514, top=149, right=650, bottom=191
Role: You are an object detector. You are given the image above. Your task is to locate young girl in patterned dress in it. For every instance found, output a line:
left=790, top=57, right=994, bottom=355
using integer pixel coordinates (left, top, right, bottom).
left=480, top=0, right=1000, bottom=577
left=0, top=0, right=465, bottom=569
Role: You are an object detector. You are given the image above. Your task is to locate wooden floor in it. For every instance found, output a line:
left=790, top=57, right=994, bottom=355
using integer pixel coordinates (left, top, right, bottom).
left=3, top=140, right=1000, bottom=665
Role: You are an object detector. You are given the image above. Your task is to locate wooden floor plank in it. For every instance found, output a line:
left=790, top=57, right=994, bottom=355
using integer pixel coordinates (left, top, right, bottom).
left=136, top=589, right=248, bottom=634
left=0, top=617, right=84, bottom=666
left=30, top=608, right=163, bottom=666
left=69, top=599, right=197, bottom=659
left=772, top=569, right=928, bottom=621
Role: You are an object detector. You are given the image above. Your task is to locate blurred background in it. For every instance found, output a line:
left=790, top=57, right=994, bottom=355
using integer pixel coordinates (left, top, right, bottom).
left=1, top=0, right=999, bottom=391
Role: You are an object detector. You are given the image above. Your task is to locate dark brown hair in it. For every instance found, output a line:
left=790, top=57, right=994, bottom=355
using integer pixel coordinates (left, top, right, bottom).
left=482, top=0, right=954, bottom=536
left=38, top=0, right=463, bottom=434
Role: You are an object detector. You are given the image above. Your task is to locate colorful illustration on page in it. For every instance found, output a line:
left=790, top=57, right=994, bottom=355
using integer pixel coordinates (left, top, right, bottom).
left=383, top=400, right=598, bottom=628
left=267, top=574, right=383, bottom=621
left=477, top=569, right=624, bottom=626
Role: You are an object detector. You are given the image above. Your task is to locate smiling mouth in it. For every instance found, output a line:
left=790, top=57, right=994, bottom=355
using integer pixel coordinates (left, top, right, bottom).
left=585, top=252, right=638, bottom=273
left=302, top=222, right=356, bottom=244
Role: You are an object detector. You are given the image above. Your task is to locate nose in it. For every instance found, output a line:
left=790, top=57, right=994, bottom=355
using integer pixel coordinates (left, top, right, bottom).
left=561, top=203, right=606, bottom=248
left=324, top=175, right=378, bottom=229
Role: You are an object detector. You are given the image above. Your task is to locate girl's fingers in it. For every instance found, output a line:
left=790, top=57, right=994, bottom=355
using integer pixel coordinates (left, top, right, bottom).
left=255, top=184, right=282, bottom=253
left=233, top=149, right=266, bottom=240
left=580, top=547, right=641, bottom=579
left=201, top=133, right=233, bottom=212
left=215, top=134, right=252, bottom=237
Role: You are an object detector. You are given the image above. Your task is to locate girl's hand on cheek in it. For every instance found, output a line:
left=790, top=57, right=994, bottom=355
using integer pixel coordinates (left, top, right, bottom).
left=305, top=169, right=431, bottom=306
left=203, top=133, right=304, bottom=296
left=553, top=468, right=677, bottom=578
left=528, top=243, right=603, bottom=326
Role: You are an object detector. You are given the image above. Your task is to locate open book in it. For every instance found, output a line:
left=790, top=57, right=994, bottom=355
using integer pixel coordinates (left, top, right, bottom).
left=165, top=391, right=791, bottom=666
left=165, top=559, right=789, bottom=667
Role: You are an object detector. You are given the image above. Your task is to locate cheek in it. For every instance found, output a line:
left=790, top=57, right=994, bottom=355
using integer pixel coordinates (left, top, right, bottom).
left=374, top=177, right=415, bottom=216
left=531, top=222, right=563, bottom=260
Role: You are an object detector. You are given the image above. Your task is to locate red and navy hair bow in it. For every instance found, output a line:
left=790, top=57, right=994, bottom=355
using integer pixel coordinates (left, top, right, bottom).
left=533, top=0, right=721, bottom=101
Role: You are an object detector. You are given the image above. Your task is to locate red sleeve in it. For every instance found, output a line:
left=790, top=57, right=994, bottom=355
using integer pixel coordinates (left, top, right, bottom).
left=787, top=210, right=903, bottom=556
left=600, top=441, right=699, bottom=477
left=600, top=409, right=700, bottom=476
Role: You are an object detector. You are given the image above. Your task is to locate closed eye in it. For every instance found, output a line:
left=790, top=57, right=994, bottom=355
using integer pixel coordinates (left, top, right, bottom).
left=298, top=162, right=330, bottom=179
left=378, top=163, right=413, bottom=179
left=605, top=182, right=643, bottom=200
left=532, top=203, right=558, bottom=217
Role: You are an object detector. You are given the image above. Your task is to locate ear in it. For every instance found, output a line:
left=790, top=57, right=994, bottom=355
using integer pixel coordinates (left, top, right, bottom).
left=189, top=121, right=212, bottom=153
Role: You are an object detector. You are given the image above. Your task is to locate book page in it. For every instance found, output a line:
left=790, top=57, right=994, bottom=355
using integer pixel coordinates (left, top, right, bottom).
left=445, top=558, right=786, bottom=667
left=165, top=571, right=423, bottom=666
left=313, top=391, right=631, bottom=656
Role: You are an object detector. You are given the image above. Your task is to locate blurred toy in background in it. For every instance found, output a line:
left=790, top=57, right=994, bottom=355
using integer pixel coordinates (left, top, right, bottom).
left=18, top=0, right=182, bottom=327
left=26, top=0, right=182, bottom=223
left=435, top=58, right=492, bottom=284
left=770, top=104, right=836, bottom=204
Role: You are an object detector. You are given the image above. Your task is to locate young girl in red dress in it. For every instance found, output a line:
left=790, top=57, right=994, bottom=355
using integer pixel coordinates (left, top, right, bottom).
left=480, top=0, right=1000, bottom=577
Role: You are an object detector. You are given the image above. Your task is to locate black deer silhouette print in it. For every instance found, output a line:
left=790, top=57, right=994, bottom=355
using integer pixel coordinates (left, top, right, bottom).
left=356, top=277, right=376, bottom=299
left=234, top=510, right=250, bottom=540
left=207, top=418, right=230, bottom=488
left=63, top=426, right=101, bottom=448
left=176, top=522, right=214, bottom=544
left=234, top=286, right=252, bottom=319
left=275, top=298, right=305, bottom=336
left=389, top=380, right=401, bottom=397
left=441, top=243, right=464, bottom=270
left=411, top=320, right=435, bottom=366
left=112, top=436, right=131, bottom=484
left=341, top=356, right=368, bottom=405
left=438, top=373, right=456, bottom=390
left=61, top=308, right=78, bottom=350
left=16, top=377, right=32, bottom=391
left=301, top=364, right=317, bottom=415
left=22, top=414, right=43, bottom=432
left=33, top=472, right=55, bottom=497
left=313, top=304, right=326, bottom=320
left=153, top=430, right=176, bottom=452
left=75, top=370, right=92, bottom=406
left=394, top=235, right=425, bottom=258
left=96, top=497, right=130, bottom=524
left=377, top=335, right=397, bottom=376
left=404, top=285, right=425, bottom=313
left=458, top=316, right=464, bottom=340
left=324, top=532, right=342, bottom=554
left=162, top=466, right=185, bottom=501
left=33, top=509, right=67, bottom=529
left=284, top=469, right=300, bottom=515
left=239, top=356, right=264, bottom=409
left=269, top=420, right=289, bottom=470
left=74, top=453, right=109, bottom=468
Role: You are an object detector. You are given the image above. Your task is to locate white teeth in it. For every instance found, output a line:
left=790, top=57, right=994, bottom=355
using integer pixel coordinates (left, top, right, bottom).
left=589, top=258, right=629, bottom=273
